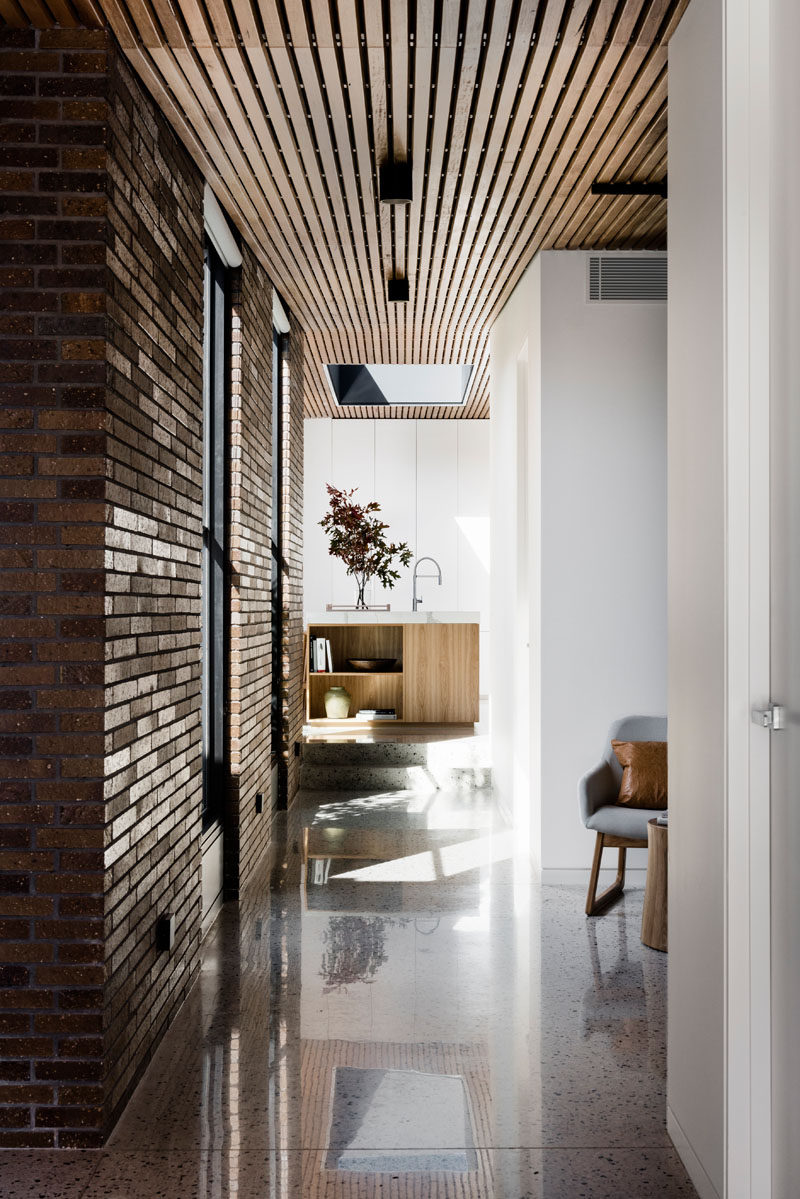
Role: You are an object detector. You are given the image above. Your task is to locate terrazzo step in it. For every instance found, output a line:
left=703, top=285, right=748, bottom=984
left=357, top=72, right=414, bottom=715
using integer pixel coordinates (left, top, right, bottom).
left=303, top=742, right=428, bottom=767
left=300, top=736, right=492, bottom=792
left=299, top=763, right=419, bottom=792
left=300, top=762, right=494, bottom=793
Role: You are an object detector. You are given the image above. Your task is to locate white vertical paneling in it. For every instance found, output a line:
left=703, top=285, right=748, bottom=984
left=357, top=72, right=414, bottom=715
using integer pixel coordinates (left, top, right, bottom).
left=329, top=420, right=376, bottom=607
left=456, top=421, right=491, bottom=631
left=303, top=419, right=333, bottom=617
left=415, top=421, right=459, bottom=611
left=373, top=420, right=417, bottom=610
left=304, top=419, right=491, bottom=662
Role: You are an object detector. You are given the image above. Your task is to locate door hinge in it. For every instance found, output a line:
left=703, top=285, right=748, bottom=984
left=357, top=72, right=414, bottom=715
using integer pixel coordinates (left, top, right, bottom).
left=751, top=703, right=786, bottom=731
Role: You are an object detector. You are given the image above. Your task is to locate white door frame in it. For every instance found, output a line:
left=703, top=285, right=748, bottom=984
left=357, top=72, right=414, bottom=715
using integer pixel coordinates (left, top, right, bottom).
left=723, top=0, right=772, bottom=1194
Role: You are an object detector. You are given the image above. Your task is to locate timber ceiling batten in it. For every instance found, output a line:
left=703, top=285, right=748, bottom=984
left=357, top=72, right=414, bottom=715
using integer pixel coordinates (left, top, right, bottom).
left=3, top=0, right=689, bottom=417
left=0, top=0, right=102, bottom=25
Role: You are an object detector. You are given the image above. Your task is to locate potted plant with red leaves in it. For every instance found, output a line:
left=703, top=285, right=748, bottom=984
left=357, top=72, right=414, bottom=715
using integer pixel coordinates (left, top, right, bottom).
left=320, top=485, right=413, bottom=610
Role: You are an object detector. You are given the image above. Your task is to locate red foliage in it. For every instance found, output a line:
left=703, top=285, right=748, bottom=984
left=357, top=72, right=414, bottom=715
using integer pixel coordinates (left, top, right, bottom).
left=319, top=485, right=413, bottom=608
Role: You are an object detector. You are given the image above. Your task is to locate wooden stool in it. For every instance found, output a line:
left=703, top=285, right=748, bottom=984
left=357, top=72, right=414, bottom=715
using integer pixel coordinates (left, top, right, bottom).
left=641, top=818, right=668, bottom=952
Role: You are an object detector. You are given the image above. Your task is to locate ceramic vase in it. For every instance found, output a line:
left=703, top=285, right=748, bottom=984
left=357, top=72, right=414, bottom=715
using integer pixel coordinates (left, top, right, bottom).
left=323, top=685, right=351, bottom=719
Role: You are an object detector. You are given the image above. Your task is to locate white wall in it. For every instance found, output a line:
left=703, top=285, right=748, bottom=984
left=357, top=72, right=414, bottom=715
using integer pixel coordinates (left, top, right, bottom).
left=304, top=419, right=491, bottom=721
left=540, top=252, right=668, bottom=873
left=490, top=250, right=668, bottom=874
left=489, top=259, right=541, bottom=843
left=666, top=4, right=725, bottom=1197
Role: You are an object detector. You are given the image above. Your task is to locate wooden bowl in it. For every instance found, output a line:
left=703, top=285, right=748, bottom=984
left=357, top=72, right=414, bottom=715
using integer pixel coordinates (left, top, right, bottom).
left=346, top=658, right=397, bottom=672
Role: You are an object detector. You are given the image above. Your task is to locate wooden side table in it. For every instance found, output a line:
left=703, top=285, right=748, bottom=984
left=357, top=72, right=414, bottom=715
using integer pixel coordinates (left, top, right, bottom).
left=641, top=818, right=668, bottom=952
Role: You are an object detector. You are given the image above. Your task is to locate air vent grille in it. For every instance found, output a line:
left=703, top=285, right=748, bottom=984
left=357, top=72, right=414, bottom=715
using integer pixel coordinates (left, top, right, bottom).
left=588, top=255, right=667, bottom=302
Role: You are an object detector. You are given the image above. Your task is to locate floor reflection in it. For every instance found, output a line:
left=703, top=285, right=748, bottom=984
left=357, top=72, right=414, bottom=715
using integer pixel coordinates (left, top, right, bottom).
left=318, top=914, right=392, bottom=990
left=0, top=761, right=698, bottom=1198
left=582, top=917, right=665, bottom=1074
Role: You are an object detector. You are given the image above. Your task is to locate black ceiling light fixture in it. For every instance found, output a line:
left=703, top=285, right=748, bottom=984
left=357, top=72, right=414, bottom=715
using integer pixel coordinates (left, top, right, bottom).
left=591, top=178, right=668, bottom=199
left=387, top=278, right=409, bottom=303
left=379, top=160, right=413, bottom=205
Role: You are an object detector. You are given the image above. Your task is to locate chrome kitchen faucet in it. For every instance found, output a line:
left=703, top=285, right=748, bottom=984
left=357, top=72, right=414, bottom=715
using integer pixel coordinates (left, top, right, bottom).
left=412, top=556, right=442, bottom=611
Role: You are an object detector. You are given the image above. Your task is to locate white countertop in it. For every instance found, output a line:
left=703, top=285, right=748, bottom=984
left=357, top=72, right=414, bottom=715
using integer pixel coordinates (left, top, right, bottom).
left=306, top=611, right=480, bottom=624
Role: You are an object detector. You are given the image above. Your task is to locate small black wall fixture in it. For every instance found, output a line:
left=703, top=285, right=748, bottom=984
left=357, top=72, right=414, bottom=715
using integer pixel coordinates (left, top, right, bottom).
left=156, top=914, right=175, bottom=953
left=591, top=178, right=668, bottom=199
left=387, top=278, right=410, bottom=303
left=379, top=160, right=413, bottom=204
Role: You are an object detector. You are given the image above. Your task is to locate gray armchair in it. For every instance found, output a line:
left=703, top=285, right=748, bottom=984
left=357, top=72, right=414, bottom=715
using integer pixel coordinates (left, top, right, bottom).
left=579, top=715, right=667, bottom=916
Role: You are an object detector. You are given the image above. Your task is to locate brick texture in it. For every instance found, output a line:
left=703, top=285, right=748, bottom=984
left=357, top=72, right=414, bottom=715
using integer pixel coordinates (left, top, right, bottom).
left=102, top=48, right=204, bottom=1130
left=282, top=331, right=305, bottom=803
left=0, top=23, right=307, bottom=1145
left=0, top=24, right=110, bottom=1149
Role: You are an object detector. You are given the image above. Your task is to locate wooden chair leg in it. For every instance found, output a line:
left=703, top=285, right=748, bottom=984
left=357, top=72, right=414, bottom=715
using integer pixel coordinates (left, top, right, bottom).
left=585, top=832, right=605, bottom=915
left=586, top=834, right=627, bottom=916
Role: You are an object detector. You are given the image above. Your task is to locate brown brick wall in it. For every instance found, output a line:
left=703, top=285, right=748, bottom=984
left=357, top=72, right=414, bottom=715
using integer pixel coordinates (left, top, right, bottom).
left=102, top=47, right=204, bottom=1130
left=0, top=24, right=110, bottom=1149
left=0, top=22, right=308, bottom=1145
left=227, top=248, right=274, bottom=894
left=282, top=329, right=305, bottom=803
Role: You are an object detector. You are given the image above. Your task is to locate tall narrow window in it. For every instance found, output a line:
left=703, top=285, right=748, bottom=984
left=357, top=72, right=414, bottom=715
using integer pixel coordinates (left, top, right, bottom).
left=202, top=243, right=228, bottom=828
left=271, top=327, right=286, bottom=809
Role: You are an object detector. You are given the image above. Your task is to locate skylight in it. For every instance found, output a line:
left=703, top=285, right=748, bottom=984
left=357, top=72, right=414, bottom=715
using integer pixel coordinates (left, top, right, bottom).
left=326, top=364, right=473, bottom=407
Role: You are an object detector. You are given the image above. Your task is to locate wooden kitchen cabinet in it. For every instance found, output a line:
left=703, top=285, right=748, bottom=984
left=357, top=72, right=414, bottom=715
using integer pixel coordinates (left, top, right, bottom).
left=305, top=620, right=480, bottom=724
left=402, top=623, right=480, bottom=723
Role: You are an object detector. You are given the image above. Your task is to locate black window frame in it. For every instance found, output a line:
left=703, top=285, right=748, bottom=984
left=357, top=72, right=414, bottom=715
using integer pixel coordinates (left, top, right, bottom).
left=271, top=326, right=287, bottom=810
left=202, top=242, right=229, bottom=830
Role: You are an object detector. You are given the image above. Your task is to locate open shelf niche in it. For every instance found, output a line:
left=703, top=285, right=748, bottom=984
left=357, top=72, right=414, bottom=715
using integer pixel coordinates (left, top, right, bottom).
left=306, top=623, right=404, bottom=721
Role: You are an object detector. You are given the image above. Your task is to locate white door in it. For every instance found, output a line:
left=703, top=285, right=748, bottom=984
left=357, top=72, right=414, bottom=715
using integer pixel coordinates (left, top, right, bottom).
left=769, top=0, right=800, bottom=1189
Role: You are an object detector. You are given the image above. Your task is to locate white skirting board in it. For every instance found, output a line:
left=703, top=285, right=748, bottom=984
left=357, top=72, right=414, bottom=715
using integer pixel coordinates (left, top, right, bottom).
left=541, top=867, right=647, bottom=886
left=667, top=1105, right=721, bottom=1199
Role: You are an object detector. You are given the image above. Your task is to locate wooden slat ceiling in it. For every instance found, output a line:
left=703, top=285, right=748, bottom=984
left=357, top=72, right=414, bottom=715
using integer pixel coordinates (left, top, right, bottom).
left=0, top=0, right=101, bottom=26
left=3, top=0, right=689, bottom=417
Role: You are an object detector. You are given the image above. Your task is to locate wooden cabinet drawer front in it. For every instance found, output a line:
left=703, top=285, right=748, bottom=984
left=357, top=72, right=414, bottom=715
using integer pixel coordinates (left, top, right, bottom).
left=403, top=624, right=479, bottom=723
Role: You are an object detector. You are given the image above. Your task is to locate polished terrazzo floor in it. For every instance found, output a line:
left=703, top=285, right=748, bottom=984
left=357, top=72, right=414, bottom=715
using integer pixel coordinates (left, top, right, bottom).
left=0, top=780, right=697, bottom=1198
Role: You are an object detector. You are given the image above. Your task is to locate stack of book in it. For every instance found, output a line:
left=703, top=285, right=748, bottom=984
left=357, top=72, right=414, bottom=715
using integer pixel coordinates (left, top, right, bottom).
left=355, top=708, right=397, bottom=721
left=310, top=637, right=333, bottom=672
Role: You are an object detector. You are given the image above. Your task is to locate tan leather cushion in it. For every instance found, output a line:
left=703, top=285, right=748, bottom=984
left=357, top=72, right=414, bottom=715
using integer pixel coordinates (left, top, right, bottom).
left=611, top=740, right=668, bottom=809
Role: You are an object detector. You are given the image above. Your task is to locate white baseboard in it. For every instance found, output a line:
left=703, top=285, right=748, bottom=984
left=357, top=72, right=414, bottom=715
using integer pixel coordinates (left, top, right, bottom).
left=667, top=1105, right=721, bottom=1199
left=541, top=867, right=647, bottom=886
